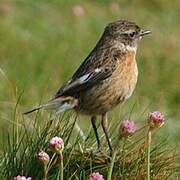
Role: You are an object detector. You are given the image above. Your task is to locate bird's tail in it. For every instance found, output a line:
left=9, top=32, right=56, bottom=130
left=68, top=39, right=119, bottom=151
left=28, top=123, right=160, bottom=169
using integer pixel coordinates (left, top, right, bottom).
left=23, top=96, right=78, bottom=115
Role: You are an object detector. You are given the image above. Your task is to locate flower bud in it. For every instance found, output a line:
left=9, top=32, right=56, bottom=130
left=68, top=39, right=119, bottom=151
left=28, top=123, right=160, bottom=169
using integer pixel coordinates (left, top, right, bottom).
left=37, top=150, right=50, bottom=165
left=49, top=136, right=64, bottom=154
left=148, top=111, right=165, bottom=128
left=13, top=175, right=32, bottom=180
left=119, top=120, right=137, bottom=137
left=88, top=172, right=104, bottom=180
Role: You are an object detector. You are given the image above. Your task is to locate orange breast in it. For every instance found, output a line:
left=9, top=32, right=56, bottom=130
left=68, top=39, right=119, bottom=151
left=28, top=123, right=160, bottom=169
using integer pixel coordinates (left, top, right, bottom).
left=77, top=51, right=138, bottom=115
left=112, top=51, right=138, bottom=101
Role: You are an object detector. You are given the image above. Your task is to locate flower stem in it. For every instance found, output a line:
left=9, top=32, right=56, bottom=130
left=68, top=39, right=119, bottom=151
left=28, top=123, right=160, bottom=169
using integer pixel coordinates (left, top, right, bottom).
left=147, top=129, right=151, bottom=180
left=43, top=165, right=48, bottom=180
left=60, top=153, right=64, bottom=180
left=121, top=138, right=127, bottom=175
left=57, top=152, right=64, bottom=180
left=107, top=150, right=117, bottom=180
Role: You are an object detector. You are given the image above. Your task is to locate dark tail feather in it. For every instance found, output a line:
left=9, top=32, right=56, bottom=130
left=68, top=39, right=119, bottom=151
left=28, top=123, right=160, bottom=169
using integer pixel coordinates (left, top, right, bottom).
left=23, top=106, right=43, bottom=115
left=23, top=96, right=78, bottom=115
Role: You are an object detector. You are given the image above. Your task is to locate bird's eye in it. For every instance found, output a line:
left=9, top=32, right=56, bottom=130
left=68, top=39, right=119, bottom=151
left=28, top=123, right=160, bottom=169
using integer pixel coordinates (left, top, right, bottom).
left=128, top=32, right=136, bottom=38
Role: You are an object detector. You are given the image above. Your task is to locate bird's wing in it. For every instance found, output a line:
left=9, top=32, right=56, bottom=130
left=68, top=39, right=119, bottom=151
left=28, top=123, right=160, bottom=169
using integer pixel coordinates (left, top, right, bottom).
left=54, top=47, right=121, bottom=98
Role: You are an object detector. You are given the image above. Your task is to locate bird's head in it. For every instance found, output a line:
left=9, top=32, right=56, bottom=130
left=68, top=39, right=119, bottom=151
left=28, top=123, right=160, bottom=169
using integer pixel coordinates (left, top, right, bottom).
left=104, top=19, right=151, bottom=52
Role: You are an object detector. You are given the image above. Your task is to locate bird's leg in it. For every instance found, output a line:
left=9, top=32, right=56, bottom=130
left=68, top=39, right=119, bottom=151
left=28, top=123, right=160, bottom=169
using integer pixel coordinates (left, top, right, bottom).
left=101, top=113, right=113, bottom=156
left=91, top=116, right=101, bottom=150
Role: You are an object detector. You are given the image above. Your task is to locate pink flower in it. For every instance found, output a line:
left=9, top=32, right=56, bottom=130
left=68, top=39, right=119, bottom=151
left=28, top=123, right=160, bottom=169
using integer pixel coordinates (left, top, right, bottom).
left=119, top=120, right=137, bottom=137
left=49, top=136, right=64, bottom=154
left=37, top=150, right=50, bottom=165
left=88, top=172, right=104, bottom=180
left=13, top=176, right=32, bottom=180
left=72, top=5, right=84, bottom=17
left=0, top=3, right=11, bottom=14
left=148, top=111, right=165, bottom=128
left=109, top=2, right=120, bottom=13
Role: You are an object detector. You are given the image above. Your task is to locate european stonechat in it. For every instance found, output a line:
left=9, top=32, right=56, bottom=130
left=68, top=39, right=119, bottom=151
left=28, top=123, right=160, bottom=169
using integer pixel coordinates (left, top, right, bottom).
left=24, top=19, right=151, bottom=155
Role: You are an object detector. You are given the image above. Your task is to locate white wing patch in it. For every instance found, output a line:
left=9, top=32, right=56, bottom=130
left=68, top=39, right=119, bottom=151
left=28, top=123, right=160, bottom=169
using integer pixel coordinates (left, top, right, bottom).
left=78, top=68, right=102, bottom=83
left=95, top=68, right=101, bottom=73
left=79, top=73, right=91, bottom=83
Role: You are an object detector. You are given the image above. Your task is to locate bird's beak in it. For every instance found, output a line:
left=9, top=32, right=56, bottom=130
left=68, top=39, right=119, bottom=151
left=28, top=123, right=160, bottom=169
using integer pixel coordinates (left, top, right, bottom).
left=140, top=29, right=151, bottom=37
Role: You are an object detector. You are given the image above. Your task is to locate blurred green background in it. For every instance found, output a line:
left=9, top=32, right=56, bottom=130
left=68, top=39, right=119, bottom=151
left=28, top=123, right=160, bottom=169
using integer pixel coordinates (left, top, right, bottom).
left=0, top=0, right=180, bottom=142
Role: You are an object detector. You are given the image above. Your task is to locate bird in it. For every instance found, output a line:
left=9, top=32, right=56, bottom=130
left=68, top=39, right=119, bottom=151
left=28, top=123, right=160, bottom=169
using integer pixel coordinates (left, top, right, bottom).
left=24, top=19, right=151, bottom=155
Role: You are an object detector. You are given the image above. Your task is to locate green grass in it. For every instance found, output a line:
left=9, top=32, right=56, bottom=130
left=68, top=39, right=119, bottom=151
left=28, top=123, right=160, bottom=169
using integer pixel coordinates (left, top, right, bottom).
left=0, top=0, right=180, bottom=140
left=0, top=0, right=180, bottom=179
left=0, top=108, right=179, bottom=179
